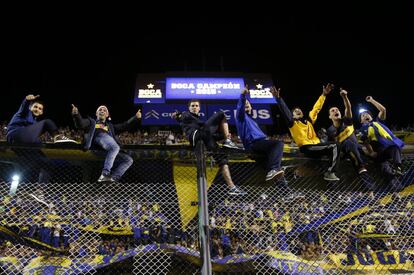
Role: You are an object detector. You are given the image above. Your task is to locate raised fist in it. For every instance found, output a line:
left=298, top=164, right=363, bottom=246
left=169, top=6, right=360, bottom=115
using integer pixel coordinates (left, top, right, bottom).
left=136, top=109, right=142, bottom=119
left=71, top=104, right=79, bottom=115
left=241, top=85, right=249, bottom=95
left=26, top=94, right=40, bottom=101
left=323, top=83, right=334, bottom=95
left=270, top=86, right=281, bottom=98
left=340, top=88, right=348, bottom=97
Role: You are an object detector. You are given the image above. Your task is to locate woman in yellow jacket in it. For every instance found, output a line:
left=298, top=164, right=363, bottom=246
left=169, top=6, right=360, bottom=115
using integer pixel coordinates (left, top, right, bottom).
left=272, top=84, right=340, bottom=181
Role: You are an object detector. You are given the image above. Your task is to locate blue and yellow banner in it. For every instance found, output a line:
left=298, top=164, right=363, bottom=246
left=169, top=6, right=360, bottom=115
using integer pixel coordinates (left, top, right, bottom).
left=1, top=245, right=412, bottom=274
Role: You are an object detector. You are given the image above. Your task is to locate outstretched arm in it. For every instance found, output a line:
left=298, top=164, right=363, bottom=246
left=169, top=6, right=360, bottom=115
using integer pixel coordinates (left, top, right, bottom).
left=366, top=96, right=386, bottom=120
left=340, top=88, right=352, bottom=118
left=236, top=86, right=249, bottom=121
left=309, top=83, right=333, bottom=123
left=71, top=104, right=91, bottom=129
left=113, top=109, right=141, bottom=132
left=15, top=94, right=40, bottom=116
left=172, top=110, right=183, bottom=122
left=272, top=86, right=294, bottom=128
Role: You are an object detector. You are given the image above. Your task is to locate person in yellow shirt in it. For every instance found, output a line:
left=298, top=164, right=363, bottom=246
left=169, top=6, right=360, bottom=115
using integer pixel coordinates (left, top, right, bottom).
left=272, top=84, right=340, bottom=181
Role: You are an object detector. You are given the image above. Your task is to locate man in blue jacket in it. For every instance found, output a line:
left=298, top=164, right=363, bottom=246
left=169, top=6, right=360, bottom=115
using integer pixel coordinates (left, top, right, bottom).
left=235, top=86, right=284, bottom=181
left=7, top=94, right=75, bottom=200
left=7, top=94, right=74, bottom=144
left=71, top=104, right=140, bottom=183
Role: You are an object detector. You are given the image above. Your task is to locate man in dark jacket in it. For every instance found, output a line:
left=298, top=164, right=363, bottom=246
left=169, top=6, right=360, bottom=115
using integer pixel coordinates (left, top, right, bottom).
left=7, top=94, right=74, bottom=144
left=235, top=86, right=284, bottom=181
left=327, top=88, right=367, bottom=175
left=173, top=99, right=246, bottom=195
left=71, top=104, right=141, bottom=182
left=327, top=89, right=375, bottom=191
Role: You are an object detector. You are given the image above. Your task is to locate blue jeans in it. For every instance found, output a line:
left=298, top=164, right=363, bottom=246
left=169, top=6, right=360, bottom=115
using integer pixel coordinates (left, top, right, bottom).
left=94, top=132, right=133, bottom=180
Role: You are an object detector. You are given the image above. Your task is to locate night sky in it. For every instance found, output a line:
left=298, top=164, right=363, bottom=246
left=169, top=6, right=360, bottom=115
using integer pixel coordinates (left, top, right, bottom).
left=2, top=6, right=413, bottom=131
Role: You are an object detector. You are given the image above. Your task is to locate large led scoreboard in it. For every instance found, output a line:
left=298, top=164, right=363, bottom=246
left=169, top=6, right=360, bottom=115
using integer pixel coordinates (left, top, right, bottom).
left=135, top=73, right=276, bottom=125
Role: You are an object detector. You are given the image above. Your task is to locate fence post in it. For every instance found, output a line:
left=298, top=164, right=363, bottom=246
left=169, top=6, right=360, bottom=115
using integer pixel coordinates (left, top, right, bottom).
left=195, top=140, right=212, bottom=275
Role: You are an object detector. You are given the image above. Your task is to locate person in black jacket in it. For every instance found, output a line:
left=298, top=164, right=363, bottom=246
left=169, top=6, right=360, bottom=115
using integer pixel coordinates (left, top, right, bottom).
left=327, top=88, right=367, bottom=175
left=173, top=99, right=246, bottom=195
left=71, top=104, right=141, bottom=182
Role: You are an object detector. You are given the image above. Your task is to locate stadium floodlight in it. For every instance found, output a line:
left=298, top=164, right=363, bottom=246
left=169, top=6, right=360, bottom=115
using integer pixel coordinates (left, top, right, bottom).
left=359, top=108, right=368, bottom=114
left=10, top=174, right=20, bottom=196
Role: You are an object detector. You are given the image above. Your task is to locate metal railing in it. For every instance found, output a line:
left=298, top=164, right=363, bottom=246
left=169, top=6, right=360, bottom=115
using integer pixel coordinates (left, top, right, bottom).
left=0, top=142, right=413, bottom=274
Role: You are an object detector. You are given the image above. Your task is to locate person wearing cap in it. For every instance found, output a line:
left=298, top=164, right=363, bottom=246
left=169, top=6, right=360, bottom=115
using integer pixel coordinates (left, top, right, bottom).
left=359, top=96, right=404, bottom=190
left=71, top=104, right=141, bottom=183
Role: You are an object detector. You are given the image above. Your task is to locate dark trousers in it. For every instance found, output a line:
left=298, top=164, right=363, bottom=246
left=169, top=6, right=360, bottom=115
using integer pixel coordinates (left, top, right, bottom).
left=7, top=119, right=58, bottom=144
left=250, top=139, right=284, bottom=172
left=191, top=111, right=226, bottom=149
left=376, top=146, right=403, bottom=186
left=300, top=142, right=340, bottom=172
left=377, top=145, right=402, bottom=166
left=341, top=139, right=365, bottom=169
left=192, top=111, right=228, bottom=167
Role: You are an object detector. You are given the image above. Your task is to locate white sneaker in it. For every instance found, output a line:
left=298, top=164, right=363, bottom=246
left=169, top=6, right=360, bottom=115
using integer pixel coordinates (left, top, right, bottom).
left=223, top=139, right=239, bottom=149
left=228, top=186, right=247, bottom=195
left=54, top=134, right=77, bottom=143
left=358, top=167, right=367, bottom=174
left=323, top=171, right=340, bottom=181
left=265, top=169, right=284, bottom=181
left=97, top=174, right=114, bottom=183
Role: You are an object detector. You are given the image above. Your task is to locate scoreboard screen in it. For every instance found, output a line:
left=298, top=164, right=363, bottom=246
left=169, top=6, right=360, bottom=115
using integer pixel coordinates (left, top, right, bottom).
left=134, top=74, right=277, bottom=104
left=166, top=77, right=244, bottom=100
left=134, top=74, right=165, bottom=104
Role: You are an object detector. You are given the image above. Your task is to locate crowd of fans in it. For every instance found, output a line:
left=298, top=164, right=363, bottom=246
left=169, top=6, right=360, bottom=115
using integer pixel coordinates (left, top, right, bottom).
left=320, top=193, right=414, bottom=257
left=0, top=190, right=413, bottom=264
left=1, top=120, right=411, bottom=148
left=97, top=237, right=133, bottom=256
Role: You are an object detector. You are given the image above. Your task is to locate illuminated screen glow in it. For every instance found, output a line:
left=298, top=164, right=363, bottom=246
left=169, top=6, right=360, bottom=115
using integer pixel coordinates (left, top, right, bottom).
left=166, top=78, right=244, bottom=100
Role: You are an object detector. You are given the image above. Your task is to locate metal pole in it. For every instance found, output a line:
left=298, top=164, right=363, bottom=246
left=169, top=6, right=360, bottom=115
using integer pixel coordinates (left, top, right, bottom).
left=195, top=140, right=212, bottom=275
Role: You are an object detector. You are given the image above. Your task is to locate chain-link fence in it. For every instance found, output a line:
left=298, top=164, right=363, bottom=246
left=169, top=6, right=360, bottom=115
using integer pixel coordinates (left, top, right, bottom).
left=0, top=142, right=413, bottom=274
